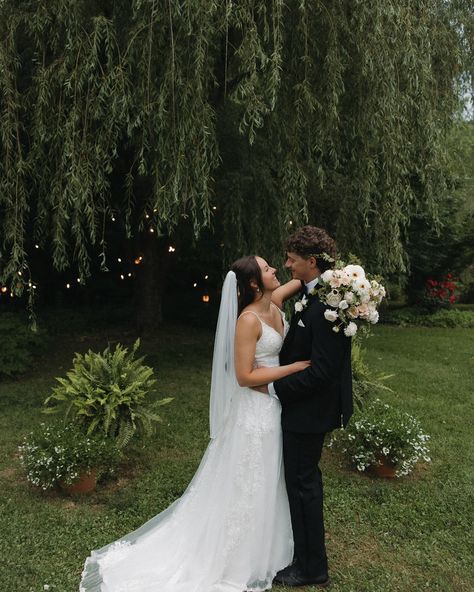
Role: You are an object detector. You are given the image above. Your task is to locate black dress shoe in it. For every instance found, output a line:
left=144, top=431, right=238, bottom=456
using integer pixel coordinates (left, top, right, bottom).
left=274, top=562, right=299, bottom=580
left=273, top=566, right=329, bottom=587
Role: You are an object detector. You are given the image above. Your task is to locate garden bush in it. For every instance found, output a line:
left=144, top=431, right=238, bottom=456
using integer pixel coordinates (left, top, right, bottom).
left=0, top=312, right=46, bottom=377
left=381, top=306, right=474, bottom=328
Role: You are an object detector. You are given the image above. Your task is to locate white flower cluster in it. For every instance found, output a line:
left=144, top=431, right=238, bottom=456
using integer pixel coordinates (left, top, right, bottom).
left=318, top=264, right=386, bottom=336
left=329, top=399, right=431, bottom=477
left=18, top=423, right=114, bottom=490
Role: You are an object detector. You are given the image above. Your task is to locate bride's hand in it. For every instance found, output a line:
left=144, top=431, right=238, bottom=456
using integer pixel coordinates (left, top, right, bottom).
left=290, top=360, right=311, bottom=372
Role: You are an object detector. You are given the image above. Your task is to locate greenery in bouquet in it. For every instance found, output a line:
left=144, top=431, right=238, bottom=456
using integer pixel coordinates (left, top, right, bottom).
left=329, top=398, right=431, bottom=477
left=43, top=339, right=172, bottom=448
left=310, top=257, right=386, bottom=337
left=18, top=422, right=121, bottom=490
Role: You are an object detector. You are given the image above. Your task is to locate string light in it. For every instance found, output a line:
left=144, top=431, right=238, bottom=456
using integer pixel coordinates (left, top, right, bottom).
left=117, top=258, right=122, bottom=263
left=168, top=246, right=176, bottom=253
left=193, top=282, right=197, bottom=288
left=134, top=257, right=142, bottom=265
left=111, top=217, right=116, bottom=222
left=120, top=274, right=125, bottom=280
left=66, top=283, right=71, bottom=289
left=204, top=275, right=209, bottom=280
left=127, top=273, right=132, bottom=278
left=1, top=287, right=7, bottom=293
left=289, top=220, right=293, bottom=225
left=202, top=295, right=210, bottom=303
left=76, top=278, right=81, bottom=283
left=149, top=228, right=155, bottom=233
left=212, top=206, right=217, bottom=211
left=34, top=244, right=39, bottom=249
left=145, top=214, right=150, bottom=219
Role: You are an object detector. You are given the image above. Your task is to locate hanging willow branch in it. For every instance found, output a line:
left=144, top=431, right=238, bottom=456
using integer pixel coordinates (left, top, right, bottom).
left=0, top=0, right=471, bottom=293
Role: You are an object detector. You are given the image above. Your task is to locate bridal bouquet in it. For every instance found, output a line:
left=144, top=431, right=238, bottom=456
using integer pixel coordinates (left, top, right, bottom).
left=313, top=264, right=386, bottom=337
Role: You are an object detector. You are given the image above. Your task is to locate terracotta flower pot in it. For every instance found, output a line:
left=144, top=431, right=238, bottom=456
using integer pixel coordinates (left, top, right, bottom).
left=370, top=459, right=397, bottom=478
left=59, top=469, right=97, bottom=494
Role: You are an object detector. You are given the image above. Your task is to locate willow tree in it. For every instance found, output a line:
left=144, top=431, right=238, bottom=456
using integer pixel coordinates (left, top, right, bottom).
left=0, top=0, right=472, bottom=328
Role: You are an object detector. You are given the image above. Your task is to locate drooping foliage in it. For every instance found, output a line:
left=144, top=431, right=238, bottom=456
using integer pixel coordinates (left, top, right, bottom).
left=0, top=0, right=472, bottom=299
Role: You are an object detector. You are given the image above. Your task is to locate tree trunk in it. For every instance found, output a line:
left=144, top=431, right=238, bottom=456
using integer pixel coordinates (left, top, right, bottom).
left=134, top=233, right=170, bottom=335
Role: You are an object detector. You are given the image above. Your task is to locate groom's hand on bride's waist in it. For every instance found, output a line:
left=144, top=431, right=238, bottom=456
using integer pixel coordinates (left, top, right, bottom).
left=253, top=384, right=269, bottom=394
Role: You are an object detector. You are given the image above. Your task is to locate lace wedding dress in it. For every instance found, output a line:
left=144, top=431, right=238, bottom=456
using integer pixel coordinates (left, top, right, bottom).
left=80, top=310, right=293, bottom=592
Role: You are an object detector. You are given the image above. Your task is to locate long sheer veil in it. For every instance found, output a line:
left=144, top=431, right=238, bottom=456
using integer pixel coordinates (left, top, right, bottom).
left=209, top=270, right=239, bottom=439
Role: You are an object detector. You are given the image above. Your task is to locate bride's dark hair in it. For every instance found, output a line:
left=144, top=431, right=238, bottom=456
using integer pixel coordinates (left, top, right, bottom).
left=231, top=255, right=265, bottom=315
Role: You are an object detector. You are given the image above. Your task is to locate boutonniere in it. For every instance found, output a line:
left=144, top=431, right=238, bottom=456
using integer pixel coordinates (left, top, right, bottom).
left=294, top=286, right=319, bottom=313
left=294, top=294, right=308, bottom=313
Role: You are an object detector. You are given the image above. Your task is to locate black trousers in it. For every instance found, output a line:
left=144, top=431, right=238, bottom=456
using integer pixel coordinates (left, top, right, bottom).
left=282, top=430, right=328, bottom=577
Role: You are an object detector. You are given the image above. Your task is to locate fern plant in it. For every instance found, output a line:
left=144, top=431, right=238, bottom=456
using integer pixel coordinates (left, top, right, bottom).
left=43, top=339, right=172, bottom=447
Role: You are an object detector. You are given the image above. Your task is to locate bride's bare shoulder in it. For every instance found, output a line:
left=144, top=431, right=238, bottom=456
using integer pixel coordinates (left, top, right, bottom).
left=235, top=308, right=261, bottom=339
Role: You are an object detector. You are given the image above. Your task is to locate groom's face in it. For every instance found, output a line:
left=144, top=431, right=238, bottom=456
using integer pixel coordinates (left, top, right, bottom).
left=285, top=251, right=318, bottom=283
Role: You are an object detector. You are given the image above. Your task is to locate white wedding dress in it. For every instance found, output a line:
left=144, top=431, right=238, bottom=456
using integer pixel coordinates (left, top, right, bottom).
left=80, top=311, right=293, bottom=592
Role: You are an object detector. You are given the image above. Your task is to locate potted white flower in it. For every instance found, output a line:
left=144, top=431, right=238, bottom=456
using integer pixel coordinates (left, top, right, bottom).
left=19, top=422, right=121, bottom=493
left=329, top=398, right=431, bottom=478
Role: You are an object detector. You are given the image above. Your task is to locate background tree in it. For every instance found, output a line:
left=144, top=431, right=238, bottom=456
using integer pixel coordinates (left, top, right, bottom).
left=0, top=0, right=472, bottom=329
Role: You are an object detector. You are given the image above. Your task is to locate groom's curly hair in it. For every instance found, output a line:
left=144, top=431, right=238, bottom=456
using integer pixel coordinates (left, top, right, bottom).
left=286, top=225, right=337, bottom=273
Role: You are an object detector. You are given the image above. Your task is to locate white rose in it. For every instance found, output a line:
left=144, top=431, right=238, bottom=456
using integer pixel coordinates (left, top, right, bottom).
left=294, top=301, right=304, bottom=312
left=338, top=300, right=349, bottom=310
left=324, top=309, right=338, bottom=322
left=369, top=310, right=379, bottom=324
left=326, top=290, right=342, bottom=307
left=344, top=291, right=355, bottom=304
left=343, top=264, right=365, bottom=280
left=320, top=270, right=334, bottom=283
left=344, top=322, right=358, bottom=337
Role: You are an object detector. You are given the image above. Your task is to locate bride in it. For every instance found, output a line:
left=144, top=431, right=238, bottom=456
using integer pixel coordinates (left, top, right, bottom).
left=80, top=255, right=306, bottom=592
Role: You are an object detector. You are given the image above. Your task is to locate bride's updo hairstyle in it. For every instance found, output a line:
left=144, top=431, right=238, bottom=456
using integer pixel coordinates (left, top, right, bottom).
left=231, top=256, right=265, bottom=315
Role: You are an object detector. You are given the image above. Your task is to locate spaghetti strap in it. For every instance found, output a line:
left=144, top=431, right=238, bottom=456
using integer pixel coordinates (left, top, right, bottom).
left=238, top=310, right=263, bottom=324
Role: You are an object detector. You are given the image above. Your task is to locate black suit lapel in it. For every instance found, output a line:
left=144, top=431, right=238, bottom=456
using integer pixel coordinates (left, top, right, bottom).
left=280, top=293, right=319, bottom=361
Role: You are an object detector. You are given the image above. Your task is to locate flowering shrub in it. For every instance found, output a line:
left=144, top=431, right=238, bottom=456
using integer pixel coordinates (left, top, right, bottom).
left=424, top=273, right=459, bottom=310
left=329, top=399, right=431, bottom=477
left=18, top=422, right=120, bottom=490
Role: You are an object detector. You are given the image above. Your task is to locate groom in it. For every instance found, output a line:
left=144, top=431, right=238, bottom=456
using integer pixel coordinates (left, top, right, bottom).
left=257, top=225, right=353, bottom=587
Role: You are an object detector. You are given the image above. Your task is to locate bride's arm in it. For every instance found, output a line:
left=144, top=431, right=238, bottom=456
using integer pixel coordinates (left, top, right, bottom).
left=234, top=314, right=310, bottom=388
left=271, top=279, right=302, bottom=309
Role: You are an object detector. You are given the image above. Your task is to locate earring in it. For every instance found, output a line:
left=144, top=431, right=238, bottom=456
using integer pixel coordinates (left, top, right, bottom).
left=256, top=288, right=260, bottom=293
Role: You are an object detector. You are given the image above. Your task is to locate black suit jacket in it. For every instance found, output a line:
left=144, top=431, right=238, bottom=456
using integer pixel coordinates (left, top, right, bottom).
left=274, top=294, right=353, bottom=434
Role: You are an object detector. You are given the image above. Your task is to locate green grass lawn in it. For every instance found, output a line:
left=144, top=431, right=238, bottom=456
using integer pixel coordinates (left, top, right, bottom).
left=0, top=323, right=473, bottom=591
